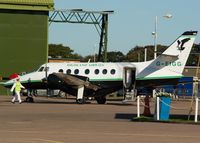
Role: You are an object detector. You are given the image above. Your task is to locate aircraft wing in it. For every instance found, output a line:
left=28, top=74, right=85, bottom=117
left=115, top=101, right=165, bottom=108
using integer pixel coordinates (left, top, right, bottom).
left=47, top=72, right=100, bottom=91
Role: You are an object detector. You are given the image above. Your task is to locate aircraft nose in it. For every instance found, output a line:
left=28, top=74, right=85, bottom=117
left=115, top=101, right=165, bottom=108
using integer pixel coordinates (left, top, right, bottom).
left=3, top=80, right=14, bottom=88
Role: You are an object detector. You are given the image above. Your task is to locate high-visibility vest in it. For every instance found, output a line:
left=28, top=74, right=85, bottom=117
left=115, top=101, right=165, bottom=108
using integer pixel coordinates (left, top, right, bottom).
left=15, top=82, right=22, bottom=92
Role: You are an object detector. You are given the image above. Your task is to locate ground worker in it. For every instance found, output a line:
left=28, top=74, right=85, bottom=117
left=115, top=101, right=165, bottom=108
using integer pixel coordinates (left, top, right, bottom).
left=10, top=77, right=25, bottom=104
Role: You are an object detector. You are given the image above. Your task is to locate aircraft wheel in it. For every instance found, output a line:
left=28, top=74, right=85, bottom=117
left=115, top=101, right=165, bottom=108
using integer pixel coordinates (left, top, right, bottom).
left=25, top=96, right=34, bottom=103
left=58, top=91, right=66, bottom=98
left=95, top=96, right=106, bottom=104
left=76, top=98, right=85, bottom=104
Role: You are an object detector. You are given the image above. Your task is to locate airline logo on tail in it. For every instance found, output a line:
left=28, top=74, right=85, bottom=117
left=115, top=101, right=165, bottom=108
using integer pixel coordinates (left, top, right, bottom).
left=177, top=38, right=191, bottom=51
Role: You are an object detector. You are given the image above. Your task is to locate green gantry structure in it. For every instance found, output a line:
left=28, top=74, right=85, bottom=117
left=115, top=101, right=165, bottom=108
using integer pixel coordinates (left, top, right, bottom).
left=49, top=9, right=114, bottom=62
left=0, top=0, right=54, bottom=94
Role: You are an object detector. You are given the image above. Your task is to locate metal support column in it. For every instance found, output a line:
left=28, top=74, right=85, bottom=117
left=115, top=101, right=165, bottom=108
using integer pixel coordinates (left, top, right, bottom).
left=98, top=14, right=108, bottom=62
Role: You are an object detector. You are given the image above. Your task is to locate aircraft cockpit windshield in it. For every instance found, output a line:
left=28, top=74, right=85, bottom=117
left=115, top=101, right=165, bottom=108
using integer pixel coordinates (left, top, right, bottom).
left=38, top=66, right=49, bottom=72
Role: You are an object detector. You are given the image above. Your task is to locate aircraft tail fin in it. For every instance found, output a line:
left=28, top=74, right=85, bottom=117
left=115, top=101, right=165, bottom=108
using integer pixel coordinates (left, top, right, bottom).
left=159, top=31, right=197, bottom=74
left=137, top=31, right=198, bottom=80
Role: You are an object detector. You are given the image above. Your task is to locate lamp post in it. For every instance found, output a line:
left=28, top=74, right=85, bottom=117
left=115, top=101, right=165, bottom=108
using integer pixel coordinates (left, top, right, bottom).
left=153, top=16, right=158, bottom=59
left=152, top=14, right=172, bottom=59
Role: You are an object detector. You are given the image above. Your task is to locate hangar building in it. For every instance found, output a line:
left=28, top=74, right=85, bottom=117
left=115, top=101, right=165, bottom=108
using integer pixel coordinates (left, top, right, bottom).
left=0, top=0, right=54, bottom=93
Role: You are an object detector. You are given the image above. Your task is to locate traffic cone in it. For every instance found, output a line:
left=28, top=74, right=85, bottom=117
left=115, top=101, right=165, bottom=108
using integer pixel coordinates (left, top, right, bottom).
left=143, top=95, right=151, bottom=116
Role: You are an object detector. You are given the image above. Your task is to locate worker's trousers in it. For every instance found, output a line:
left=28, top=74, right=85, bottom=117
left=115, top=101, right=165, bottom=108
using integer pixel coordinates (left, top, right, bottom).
left=12, top=91, right=22, bottom=103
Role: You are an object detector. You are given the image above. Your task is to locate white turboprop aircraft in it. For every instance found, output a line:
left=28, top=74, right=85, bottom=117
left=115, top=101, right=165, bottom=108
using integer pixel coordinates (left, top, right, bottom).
left=4, top=31, right=198, bottom=104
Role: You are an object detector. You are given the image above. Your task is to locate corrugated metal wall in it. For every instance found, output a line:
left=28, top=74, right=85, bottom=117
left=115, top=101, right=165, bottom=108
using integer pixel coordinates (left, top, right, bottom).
left=0, top=0, right=53, bottom=5
left=0, top=0, right=54, bottom=11
left=0, top=10, right=48, bottom=78
left=0, top=1, right=53, bottom=94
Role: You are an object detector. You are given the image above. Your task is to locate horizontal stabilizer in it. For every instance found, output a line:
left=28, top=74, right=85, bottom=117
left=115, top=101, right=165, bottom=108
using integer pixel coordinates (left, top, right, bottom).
left=161, top=54, right=178, bottom=58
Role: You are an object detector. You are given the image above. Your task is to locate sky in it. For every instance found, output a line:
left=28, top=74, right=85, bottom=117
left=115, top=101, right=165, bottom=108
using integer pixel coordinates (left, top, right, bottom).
left=49, top=0, right=200, bottom=56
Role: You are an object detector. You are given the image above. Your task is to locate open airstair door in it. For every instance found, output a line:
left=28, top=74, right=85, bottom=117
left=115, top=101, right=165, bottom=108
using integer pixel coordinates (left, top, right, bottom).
left=123, top=67, right=136, bottom=101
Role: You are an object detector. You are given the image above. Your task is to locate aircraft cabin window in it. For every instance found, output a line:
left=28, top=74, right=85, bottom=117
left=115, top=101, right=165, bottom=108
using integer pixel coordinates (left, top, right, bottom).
left=94, top=69, right=99, bottom=75
left=102, top=69, right=107, bottom=74
left=58, top=69, right=63, bottom=73
left=110, top=69, right=116, bottom=75
left=74, top=69, right=79, bottom=74
left=66, top=69, right=71, bottom=74
left=85, top=69, right=90, bottom=74
left=38, top=67, right=44, bottom=72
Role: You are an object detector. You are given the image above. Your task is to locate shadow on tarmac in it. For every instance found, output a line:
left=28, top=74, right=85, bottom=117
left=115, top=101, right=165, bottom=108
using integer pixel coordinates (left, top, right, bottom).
left=23, top=100, right=92, bottom=105
left=106, top=102, right=135, bottom=106
left=115, top=113, right=136, bottom=120
left=115, top=113, right=199, bottom=124
left=21, top=97, right=135, bottom=106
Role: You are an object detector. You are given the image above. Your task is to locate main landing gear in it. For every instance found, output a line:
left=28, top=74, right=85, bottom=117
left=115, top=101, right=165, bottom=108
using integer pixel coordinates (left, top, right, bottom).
left=76, top=96, right=106, bottom=104
left=95, top=96, right=106, bottom=104
left=76, top=98, right=86, bottom=104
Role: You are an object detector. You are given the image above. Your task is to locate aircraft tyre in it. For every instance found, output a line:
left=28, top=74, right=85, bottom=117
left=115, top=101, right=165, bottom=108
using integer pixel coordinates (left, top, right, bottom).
left=95, top=96, right=106, bottom=104
left=58, top=91, right=66, bottom=98
left=25, top=96, right=34, bottom=103
left=76, top=98, right=85, bottom=104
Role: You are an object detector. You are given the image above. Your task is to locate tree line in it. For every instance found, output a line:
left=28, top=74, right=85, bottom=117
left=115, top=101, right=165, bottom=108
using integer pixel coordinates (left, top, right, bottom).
left=49, top=43, right=200, bottom=66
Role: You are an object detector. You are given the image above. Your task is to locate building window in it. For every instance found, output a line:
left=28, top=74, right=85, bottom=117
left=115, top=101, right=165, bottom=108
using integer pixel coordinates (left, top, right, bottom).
left=110, top=69, right=116, bottom=75
left=94, top=69, right=99, bottom=75
left=102, top=69, right=107, bottom=74
left=74, top=69, right=79, bottom=74
left=66, top=69, right=71, bottom=74
left=85, top=69, right=90, bottom=75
